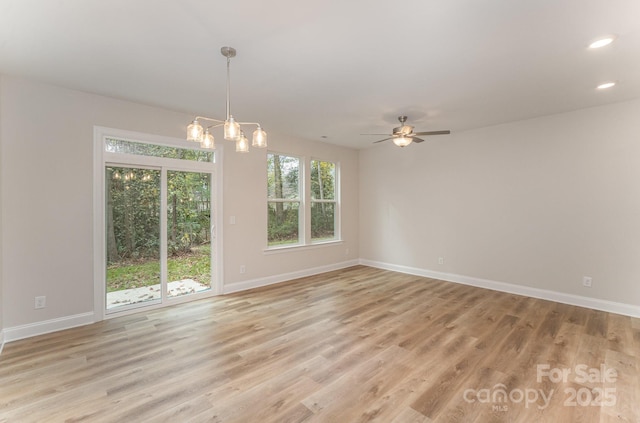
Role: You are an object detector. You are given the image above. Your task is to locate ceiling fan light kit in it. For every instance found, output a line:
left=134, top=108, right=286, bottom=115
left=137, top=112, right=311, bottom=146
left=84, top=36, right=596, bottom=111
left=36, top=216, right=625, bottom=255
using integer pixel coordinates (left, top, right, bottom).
left=186, top=46, right=267, bottom=152
left=363, top=115, right=451, bottom=147
left=393, top=136, right=413, bottom=147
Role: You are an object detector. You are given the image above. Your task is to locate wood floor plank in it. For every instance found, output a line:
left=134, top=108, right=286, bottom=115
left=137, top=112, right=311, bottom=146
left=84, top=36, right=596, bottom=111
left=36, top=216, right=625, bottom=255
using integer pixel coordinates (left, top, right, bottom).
left=606, top=313, right=635, bottom=356
left=390, top=407, right=432, bottom=423
left=0, top=265, right=638, bottom=422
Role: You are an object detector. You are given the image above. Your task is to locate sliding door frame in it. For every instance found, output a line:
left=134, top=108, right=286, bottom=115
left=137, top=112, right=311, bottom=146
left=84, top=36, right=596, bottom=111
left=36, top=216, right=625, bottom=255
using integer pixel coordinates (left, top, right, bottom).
left=93, top=126, right=223, bottom=321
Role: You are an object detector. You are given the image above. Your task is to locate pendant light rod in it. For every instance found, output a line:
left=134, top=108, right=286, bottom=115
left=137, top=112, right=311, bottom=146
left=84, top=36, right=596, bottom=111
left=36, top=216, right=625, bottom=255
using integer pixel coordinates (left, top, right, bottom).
left=221, top=46, right=236, bottom=121
left=226, top=55, right=231, bottom=120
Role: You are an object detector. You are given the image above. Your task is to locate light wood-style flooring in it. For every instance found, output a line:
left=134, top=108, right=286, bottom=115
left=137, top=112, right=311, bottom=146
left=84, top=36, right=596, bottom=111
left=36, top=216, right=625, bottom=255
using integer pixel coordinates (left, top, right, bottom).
left=1, top=266, right=638, bottom=422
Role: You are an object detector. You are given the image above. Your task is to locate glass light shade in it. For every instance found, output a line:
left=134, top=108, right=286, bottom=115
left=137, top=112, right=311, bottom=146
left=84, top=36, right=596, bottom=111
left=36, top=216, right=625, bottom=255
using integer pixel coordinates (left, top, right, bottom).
left=252, top=127, right=267, bottom=148
left=187, top=119, right=203, bottom=142
left=236, top=133, right=249, bottom=152
left=200, top=130, right=215, bottom=149
left=224, top=116, right=240, bottom=140
left=393, top=136, right=412, bottom=147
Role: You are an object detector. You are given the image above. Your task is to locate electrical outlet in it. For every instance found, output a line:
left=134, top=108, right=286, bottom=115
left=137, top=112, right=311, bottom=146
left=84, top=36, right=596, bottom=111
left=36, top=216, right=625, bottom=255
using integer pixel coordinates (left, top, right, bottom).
left=35, top=296, right=46, bottom=309
left=345, top=248, right=350, bottom=256
left=240, top=265, right=246, bottom=274
left=583, top=276, right=592, bottom=288
left=438, top=257, right=444, bottom=265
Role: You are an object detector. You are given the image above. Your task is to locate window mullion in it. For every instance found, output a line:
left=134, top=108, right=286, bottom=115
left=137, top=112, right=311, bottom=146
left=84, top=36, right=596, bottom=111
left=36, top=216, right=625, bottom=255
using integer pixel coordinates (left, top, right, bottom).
left=267, top=198, right=300, bottom=203
left=160, top=168, right=168, bottom=303
left=303, top=156, right=311, bottom=245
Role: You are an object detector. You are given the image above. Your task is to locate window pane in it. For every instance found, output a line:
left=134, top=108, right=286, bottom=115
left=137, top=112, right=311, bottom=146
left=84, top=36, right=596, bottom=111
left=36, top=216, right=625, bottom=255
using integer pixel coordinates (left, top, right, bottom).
left=311, top=202, right=335, bottom=241
left=311, top=160, right=335, bottom=200
left=106, top=167, right=161, bottom=309
left=267, top=153, right=300, bottom=199
left=167, top=171, right=212, bottom=298
left=268, top=202, right=299, bottom=246
left=106, top=138, right=213, bottom=162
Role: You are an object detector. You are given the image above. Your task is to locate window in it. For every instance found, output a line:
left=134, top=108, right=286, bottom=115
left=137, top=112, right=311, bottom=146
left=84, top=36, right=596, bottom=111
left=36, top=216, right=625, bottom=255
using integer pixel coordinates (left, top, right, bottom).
left=105, top=138, right=213, bottom=162
left=311, top=160, right=336, bottom=241
left=267, top=153, right=301, bottom=246
left=267, top=153, right=340, bottom=249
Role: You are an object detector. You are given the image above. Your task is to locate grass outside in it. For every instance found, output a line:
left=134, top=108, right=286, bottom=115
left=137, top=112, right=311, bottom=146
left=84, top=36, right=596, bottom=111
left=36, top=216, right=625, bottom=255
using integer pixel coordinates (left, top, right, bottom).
left=107, top=245, right=211, bottom=292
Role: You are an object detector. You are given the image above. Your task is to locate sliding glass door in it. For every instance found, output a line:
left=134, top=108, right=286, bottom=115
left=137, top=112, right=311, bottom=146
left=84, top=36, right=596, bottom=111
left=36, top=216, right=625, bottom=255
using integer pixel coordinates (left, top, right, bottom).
left=166, top=170, right=212, bottom=299
left=106, top=167, right=162, bottom=309
left=99, top=132, right=217, bottom=315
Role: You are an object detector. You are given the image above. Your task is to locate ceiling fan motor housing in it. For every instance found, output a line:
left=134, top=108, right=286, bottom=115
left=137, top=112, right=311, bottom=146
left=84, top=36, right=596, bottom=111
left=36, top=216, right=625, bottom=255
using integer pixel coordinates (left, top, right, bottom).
left=393, top=125, right=414, bottom=135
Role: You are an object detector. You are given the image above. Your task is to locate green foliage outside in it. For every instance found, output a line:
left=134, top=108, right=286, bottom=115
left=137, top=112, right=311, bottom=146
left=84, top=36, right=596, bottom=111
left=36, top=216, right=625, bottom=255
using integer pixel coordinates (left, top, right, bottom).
left=105, top=145, right=337, bottom=291
left=311, top=202, right=335, bottom=240
left=267, top=202, right=299, bottom=244
left=266, top=155, right=337, bottom=245
left=106, top=138, right=213, bottom=162
left=167, top=170, right=211, bottom=256
left=106, top=165, right=212, bottom=291
left=267, top=154, right=300, bottom=244
left=106, top=246, right=211, bottom=292
left=310, top=160, right=336, bottom=240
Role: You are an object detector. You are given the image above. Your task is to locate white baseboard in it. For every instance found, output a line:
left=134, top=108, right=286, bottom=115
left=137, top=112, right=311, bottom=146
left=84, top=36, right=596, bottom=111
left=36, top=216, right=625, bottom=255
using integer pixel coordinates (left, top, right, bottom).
left=1, top=260, right=354, bottom=344
left=360, top=259, right=640, bottom=318
left=5, top=257, right=634, bottom=346
left=3, top=312, right=95, bottom=343
left=223, top=259, right=360, bottom=294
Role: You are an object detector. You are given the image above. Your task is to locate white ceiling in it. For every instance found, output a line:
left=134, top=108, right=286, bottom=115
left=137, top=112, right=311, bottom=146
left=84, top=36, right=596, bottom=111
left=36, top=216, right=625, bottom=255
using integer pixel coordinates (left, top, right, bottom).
left=1, top=0, right=639, bottom=149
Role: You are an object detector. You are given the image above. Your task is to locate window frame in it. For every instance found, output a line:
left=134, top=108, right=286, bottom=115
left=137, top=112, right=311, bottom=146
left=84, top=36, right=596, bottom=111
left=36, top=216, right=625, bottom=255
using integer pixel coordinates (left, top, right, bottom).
left=265, top=152, right=341, bottom=252
left=310, top=158, right=338, bottom=243
left=267, top=152, right=303, bottom=247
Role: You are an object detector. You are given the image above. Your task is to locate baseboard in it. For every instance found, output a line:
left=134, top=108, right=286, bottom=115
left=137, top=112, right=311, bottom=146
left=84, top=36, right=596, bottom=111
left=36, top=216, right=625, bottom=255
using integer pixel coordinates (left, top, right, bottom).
left=223, top=259, right=360, bottom=294
left=0, top=330, right=5, bottom=355
left=1, top=259, right=352, bottom=343
left=360, top=259, right=640, bottom=318
left=3, top=312, right=95, bottom=343
left=6, top=258, right=634, bottom=344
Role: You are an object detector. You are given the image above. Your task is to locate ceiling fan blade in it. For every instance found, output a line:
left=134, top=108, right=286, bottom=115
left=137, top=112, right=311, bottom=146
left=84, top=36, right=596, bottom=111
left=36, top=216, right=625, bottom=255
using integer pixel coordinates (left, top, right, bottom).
left=413, top=130, right=451, bottom=136
left=412, top=137, right=425, bottom=143
left=373, top=137, right=393, bottom=144
left=361, top=133, right=393, bottom=136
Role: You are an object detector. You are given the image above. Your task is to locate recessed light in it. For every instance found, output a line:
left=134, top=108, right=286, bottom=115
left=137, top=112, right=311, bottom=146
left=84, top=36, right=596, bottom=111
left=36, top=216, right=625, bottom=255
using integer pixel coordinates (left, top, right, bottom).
left=589, top=36, right=616, bottom=49
left=597, top=81, right=616, bottom=89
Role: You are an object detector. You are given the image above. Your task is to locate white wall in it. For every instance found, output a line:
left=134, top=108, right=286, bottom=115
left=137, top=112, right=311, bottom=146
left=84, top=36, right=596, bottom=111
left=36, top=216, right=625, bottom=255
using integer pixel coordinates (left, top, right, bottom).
left=4, top=70, right=637, bottom=339
left=0, top=76, right=4, bottom=347
left=360, top=99, right=640, bottom=310
left=0, top=75, right=358, bottom=334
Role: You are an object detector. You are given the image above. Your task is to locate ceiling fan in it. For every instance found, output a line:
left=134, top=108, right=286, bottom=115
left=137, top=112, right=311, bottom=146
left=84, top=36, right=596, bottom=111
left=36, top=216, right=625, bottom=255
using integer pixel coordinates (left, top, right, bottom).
left=362, top=116, right=450, bottom=147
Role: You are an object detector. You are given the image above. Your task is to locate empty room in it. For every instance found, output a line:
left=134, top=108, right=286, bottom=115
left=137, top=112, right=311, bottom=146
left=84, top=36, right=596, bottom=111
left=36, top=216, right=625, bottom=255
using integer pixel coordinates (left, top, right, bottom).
left=1, top=1, right=639, bottom=422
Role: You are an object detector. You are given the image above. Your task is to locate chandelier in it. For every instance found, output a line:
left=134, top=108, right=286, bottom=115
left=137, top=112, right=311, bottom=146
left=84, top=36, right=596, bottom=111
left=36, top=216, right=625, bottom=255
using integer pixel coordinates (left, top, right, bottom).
left=186, top=46, right=267, bottom=152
